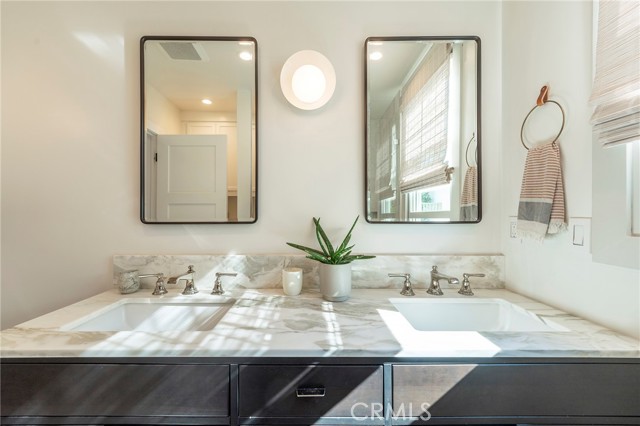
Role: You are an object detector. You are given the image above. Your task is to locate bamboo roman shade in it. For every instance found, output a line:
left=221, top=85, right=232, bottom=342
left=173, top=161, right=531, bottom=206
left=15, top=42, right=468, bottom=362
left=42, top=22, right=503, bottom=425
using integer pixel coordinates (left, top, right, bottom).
left=400, top=43, right=453, bottom=192
left=375, top=118, right=393, bottom=198
left=590, top=0, right=640, bottom=148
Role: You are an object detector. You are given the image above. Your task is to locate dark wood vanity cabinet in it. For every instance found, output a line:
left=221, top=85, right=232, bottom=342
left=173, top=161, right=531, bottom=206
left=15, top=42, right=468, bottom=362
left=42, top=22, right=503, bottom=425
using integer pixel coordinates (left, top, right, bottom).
left=392, top=363, right=640, bottom=424
left=238, top=365, right=384, bottom=424
left=1, top=359, right=639, bottom=426
left=0, top=363, right=230, bottom=424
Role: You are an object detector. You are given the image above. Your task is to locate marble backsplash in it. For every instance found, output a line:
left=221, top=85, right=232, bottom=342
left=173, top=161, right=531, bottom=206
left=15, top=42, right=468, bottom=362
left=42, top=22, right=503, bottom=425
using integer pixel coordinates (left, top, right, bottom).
left=114, top=254, right=504, bottom=293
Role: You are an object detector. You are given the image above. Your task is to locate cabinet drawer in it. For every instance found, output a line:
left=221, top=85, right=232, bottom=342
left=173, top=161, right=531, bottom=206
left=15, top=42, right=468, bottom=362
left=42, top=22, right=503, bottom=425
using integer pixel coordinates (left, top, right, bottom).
left=1, top=364, right=229, bottom=417
left=239, top=365, right=383, bottom=418
left=393, top=363, right=640, bottom=418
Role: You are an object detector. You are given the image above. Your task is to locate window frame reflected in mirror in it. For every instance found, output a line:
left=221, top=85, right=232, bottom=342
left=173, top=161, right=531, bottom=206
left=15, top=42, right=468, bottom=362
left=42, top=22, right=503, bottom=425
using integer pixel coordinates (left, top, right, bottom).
left=365, top=36, right=481, bottom=224
left=140, top=36, right=258, bottom=224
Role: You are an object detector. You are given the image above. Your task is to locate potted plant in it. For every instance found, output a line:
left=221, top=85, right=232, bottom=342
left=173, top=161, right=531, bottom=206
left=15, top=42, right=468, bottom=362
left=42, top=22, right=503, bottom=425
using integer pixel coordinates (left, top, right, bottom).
left=287, top=216, right=375, bottom=301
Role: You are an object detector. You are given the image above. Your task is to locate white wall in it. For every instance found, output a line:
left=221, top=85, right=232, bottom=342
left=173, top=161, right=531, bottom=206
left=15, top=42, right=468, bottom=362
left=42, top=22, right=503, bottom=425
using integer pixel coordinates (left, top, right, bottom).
left=146, top=84, right=182, bottom=134
left=502, top=1, right=640, bottom=338
left=1, top=1, right=503, bottom=329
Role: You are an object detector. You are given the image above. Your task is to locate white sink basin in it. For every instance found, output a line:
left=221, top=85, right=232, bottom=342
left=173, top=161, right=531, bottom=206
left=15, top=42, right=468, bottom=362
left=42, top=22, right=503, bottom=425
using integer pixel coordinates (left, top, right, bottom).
left=389, top=298, right=567, bottom=332
left=62, top=299, right=235, bottom=332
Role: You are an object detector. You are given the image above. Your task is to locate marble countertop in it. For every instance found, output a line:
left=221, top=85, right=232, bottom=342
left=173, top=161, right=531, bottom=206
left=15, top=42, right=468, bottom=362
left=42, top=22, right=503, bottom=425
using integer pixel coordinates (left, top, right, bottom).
left=1, top=288, right=638, bottom=358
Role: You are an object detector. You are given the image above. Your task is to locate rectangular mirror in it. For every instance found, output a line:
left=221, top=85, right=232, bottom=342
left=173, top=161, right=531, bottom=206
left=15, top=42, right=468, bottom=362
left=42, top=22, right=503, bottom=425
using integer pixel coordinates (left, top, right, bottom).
left=141, top=36, right=257, bottom=223
left=365, top=36, right=481, bottom=223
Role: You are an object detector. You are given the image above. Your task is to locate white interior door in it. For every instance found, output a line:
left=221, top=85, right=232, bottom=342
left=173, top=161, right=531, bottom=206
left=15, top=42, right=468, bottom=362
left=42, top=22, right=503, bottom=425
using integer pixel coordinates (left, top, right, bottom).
left=156, top=135, right=227, bottom=221
left=186, top=121, right=238, bottom=191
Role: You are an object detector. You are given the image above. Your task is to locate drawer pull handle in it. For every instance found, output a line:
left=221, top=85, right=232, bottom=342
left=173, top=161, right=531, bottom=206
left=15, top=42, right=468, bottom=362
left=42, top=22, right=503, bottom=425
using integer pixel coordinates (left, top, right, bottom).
left=296, top=386, right=325, bottom=397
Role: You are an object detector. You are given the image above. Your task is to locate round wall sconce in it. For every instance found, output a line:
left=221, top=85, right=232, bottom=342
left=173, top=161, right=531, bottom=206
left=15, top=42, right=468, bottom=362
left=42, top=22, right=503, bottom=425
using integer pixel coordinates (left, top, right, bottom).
left=280, top=50, right=336, bottom=110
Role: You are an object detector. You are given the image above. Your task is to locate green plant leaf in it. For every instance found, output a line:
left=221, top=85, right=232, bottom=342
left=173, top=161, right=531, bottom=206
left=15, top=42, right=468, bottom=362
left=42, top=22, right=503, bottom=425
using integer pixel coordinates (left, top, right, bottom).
left=336, top=215, right=359, bottom=254
left=313, top=217, right=335, bottom=257
left=306, top=253, right=331, bottom=264
left=333, top=247, right=353, bottom=263
left=334, top=244, right=355, bottom=257
left=308, top=219, right=327, bottom=256
left=286, top=215, right=375, bottom=264
left=286, top=242, right=324, bottom=256
left=352, top=254, right=376, bottom=260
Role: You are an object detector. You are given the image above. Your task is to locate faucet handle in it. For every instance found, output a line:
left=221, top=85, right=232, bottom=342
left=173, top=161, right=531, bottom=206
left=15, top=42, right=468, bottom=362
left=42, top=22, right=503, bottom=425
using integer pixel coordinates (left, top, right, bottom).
left=388, top=273, right=415, bottom=296
left=152, top=275, right=168, bottom=295
left=138, top=273, right=168, bottom=295
left=458, top=273, right=485, bottom=296
left=212, top=272, right=237, bottom=295
left=151, top=274, right=168, bottom=296
left=464, top=273, right=485, bottom=278
left=216, top=272, right=237, bottom=278
left=182, top=279, right=198, bottom=295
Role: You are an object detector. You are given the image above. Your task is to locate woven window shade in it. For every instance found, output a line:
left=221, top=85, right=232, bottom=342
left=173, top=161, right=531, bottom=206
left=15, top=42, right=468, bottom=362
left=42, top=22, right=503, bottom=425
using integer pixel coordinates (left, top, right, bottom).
left=375, top=133, right=391, bottom=194
left=374, top=102, right=397, bottom=198
left=400, top=43, right=452, bottom=192
left=590, top=0, right=640, bottom=148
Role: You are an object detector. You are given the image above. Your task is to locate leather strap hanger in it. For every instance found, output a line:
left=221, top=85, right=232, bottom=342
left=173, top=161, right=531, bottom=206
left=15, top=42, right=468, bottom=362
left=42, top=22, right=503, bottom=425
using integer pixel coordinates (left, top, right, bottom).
left=537, top=85, right=549, bottom=106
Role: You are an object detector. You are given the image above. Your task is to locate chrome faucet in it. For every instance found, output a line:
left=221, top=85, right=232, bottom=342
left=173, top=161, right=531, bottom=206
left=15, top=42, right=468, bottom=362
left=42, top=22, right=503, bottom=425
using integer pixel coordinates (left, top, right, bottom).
left=211, top=272, right=237, bottom=295
left=388, top=273, right=415, bottom=296
left=138, top=273, right=168, bottom=295
left=168, top=265, right=198, bottom=295
left=427, top=266, right=459, bottom=296
left=458, top=272, right=486, bottom=296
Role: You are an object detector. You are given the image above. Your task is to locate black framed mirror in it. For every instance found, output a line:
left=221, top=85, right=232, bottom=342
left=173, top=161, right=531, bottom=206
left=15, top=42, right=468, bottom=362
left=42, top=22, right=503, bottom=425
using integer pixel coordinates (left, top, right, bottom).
left=365, top=36, right=481, bottom=223
left=140, top=36, right=257, bottom=223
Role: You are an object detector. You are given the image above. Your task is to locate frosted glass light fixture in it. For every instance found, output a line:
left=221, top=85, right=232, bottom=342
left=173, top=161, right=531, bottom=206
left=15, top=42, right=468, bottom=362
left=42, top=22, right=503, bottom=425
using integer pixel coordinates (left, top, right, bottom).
left=292, top=65, right=326, bottom=103
left=280, top=50, right=336, bottom=110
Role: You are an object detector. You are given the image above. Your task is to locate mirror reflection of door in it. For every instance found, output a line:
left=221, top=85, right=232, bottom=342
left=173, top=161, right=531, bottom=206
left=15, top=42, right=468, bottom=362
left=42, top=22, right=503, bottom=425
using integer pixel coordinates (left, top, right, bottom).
left=141, top=37, right=257, bottom=223
left=156, top=135, right=227, bottom=222
left=186, top=122, right=237, bottom=220
left=366, top=37, right=480, bottom=223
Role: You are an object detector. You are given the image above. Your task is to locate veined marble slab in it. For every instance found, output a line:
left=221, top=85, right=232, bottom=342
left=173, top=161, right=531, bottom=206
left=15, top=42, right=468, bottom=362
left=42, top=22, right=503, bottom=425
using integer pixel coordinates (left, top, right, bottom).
left=113, top=254, right=504, bottom=292
left=1, top=288, right=638, bottom=358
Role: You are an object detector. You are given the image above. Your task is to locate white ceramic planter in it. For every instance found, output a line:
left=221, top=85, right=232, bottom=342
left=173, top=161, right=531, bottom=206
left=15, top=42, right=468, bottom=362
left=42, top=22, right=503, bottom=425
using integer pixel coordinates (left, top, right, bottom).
left=318, top=263, right=352, bottom=302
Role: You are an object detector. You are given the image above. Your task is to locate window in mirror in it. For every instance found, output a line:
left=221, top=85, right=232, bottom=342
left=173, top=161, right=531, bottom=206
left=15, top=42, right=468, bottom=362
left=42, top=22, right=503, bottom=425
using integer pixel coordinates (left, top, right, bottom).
left=140, top=36, right=257, bottom=223
left=365, top=36, right=480, bottom=223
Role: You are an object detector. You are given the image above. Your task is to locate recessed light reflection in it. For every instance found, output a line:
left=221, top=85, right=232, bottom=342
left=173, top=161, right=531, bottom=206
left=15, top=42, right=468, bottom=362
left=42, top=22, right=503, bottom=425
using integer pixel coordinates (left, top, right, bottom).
left=369, top=51, right=383, bottom=61
left=201, top=99, right=213, bottom=105
left=239, top=51, right=253, bottom=61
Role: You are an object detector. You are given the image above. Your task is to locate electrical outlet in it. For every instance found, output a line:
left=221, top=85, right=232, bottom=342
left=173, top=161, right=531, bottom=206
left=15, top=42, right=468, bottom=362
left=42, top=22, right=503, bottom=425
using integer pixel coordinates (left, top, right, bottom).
left=509, top=217, right=518, bottom=238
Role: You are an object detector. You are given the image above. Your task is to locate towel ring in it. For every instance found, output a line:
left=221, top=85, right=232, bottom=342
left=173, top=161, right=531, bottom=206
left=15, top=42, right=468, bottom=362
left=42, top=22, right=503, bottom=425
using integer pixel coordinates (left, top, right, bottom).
left=465, top=133, right=477, bottom=167
left=520, top=86, right=565, bottom=150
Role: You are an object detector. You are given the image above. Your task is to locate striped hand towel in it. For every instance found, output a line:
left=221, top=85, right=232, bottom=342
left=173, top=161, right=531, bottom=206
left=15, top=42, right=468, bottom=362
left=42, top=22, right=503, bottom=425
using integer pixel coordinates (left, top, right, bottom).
left=460, top=166, right=478, bottom=221
left=517, top=142, right=566, bottom=240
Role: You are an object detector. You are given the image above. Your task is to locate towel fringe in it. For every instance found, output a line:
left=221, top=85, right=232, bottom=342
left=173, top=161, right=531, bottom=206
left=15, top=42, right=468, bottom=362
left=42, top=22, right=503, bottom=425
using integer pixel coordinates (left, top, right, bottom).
left=516, top=229, right=545, bottom=242
left=548, top=221, right=567, bottom=234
